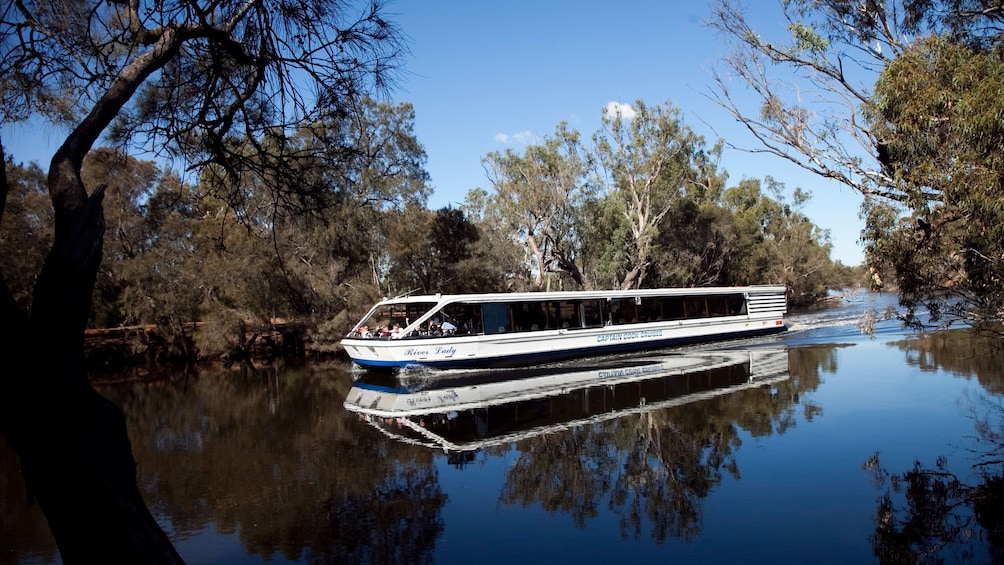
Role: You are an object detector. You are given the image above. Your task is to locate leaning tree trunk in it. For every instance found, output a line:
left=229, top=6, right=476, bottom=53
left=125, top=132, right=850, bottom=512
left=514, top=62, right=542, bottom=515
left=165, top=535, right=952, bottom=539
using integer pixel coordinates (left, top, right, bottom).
left=0, top=145, right=183, bottom=561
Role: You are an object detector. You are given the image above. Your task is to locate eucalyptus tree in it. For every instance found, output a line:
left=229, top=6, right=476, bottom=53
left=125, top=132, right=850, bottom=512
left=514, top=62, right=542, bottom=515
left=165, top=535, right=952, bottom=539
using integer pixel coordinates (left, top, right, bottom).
left=709, top=0, right=1004, bottom=328
left=482, top=123, right=594, bottom=290
left=576, top=193, right=634, bottom=289
left=276, top=98, right=432, bottom=340
left=866, top=35, right=1004, bottom=328
left=80, top=148, right=173, bottom=328
left=461, top=187, right=531, bottom=292
left=723, top=178, right=832, bottom=305
left=0, top=0, right=404, bottom=560
left=184, top=99, right=431, bottom=354
left=593, top=100, right=723, bottom=290
left=648, top=196, right=737, bottom=288
left=0, top=160, right=50, bottom=312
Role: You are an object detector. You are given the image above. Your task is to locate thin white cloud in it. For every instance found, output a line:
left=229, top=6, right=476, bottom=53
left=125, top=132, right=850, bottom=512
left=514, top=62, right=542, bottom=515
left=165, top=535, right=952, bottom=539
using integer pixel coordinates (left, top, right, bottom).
left=603, top=101, right=636, bottom=119
left=494, top=130, right=536, bottom=145
left=512, top=131, right=535, bottom=144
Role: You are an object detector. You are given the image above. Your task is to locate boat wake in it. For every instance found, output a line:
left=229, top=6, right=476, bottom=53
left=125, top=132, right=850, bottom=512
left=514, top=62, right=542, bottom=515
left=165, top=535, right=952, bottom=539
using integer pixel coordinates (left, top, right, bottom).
left=782, top=291, right=906, bottom=343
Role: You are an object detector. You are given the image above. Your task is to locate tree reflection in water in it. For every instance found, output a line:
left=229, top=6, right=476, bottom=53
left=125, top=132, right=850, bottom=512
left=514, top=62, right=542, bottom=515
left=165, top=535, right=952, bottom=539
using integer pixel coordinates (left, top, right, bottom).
left=864, top=330, right=1004, bottom=564
left=348, top=347, right=838, bottom=543
left=491, top=347, right=832, bottom=542
left=104, top=363, right=448, bottom=564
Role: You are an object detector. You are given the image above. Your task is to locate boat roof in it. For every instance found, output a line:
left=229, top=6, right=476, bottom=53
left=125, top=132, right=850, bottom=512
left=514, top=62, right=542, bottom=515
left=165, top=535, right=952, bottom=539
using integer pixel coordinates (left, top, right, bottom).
left=375, top=285, right=786, bottom=305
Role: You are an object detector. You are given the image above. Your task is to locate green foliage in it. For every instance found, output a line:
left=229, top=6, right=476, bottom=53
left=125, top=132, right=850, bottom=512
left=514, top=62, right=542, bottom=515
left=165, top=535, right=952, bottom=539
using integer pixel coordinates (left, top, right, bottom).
left=788, top=22, right=829, bottom=54
left=713, top=0, right=1004, bottom=328
left=592, top=100, right=720, bottom=290
left=1, top=98, right=431, bottom=359
left=482, top=123, right=594, bottom=289
left=867, top=35, right=1004, bottom=328
left=577, top=194, right=635, bottom=289
left=0, top=159, right=50, bottom=311
left=82, top=148, right=170, bottom=327
left=720, top=177, right=834, bottom=305
left=383, top=204, right=497, bottom=295
left=194, top=308, right=255, bottom=361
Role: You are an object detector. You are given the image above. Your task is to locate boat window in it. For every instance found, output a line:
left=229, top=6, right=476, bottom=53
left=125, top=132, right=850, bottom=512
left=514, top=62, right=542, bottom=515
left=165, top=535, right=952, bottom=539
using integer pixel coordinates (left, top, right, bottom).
left=544, top=301, right=560, bottom=330
left=726, top=294, right=747, bottom=315
left=608, top=298, right=638, bottom=325
left=684, top=296, right=710, bottom=318
left=704, top=293, right=747, bottom=317
left=580, top=299, right=604, bottom=328
left=661, top=297, right=685, bottom=320
left=558, top=299, right=582, bottom=329
left=437, top=302, right=483, bottom=335
left=482, top=303, right=512, bottom=334
left=638, top=297, right=661, bottom=322
left=482, top=299, right=605, bottom=333
left=512, top=301, right=546, bottom=332
left=708, top=295, right=729, bottom=317
left=350, top=301, right=437, bottom=337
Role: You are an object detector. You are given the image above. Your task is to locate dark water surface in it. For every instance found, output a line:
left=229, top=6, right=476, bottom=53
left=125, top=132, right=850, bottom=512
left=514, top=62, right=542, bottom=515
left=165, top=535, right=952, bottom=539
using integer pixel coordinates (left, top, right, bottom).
left=4, top=292, right=1004, bottom=564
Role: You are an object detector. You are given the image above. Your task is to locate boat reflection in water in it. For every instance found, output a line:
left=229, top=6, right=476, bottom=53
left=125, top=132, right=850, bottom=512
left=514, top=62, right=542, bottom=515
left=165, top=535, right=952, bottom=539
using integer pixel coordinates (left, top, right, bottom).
left=344, top=348, right=790, bottom=452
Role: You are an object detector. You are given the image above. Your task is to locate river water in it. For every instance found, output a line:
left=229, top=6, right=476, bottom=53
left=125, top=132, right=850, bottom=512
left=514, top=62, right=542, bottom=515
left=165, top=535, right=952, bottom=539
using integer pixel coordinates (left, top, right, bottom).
left=3, top=291, right=1004, bottom=564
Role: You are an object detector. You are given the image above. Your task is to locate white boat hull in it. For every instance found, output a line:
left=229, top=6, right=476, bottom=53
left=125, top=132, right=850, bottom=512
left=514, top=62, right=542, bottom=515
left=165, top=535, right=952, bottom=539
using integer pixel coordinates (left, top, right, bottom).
left=342, top=313, right=785, bottom=369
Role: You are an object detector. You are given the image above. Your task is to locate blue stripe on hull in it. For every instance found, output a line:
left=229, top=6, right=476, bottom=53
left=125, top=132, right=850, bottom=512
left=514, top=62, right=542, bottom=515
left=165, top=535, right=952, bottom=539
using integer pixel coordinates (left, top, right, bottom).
left=350, top=326, right=786, bottom=370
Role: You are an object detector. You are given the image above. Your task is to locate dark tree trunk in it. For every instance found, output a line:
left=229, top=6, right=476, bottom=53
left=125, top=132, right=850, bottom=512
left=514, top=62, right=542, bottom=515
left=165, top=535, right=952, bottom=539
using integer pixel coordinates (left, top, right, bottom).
left=550, top=247, right=591, bottom=290
left=0, top=143, right=184, bottom=562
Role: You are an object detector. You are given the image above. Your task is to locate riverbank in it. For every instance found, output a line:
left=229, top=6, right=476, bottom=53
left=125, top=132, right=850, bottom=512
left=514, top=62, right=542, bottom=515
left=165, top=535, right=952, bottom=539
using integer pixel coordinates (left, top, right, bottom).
left=83, top=321, right=338, bottom=371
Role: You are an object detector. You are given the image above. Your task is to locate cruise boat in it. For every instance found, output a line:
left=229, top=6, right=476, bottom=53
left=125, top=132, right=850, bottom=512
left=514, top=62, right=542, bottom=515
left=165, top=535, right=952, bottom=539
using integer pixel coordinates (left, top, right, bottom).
left=340, top=285, right=787, bottom=369
left=343, top=348, right=790, bottom=452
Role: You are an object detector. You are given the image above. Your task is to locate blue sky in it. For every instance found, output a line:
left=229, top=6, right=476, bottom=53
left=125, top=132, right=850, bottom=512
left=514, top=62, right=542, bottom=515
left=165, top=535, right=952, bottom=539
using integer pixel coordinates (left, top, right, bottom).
left=387, top=0, right=866, bottom=265
left=1, top=0, right=866, bottom=265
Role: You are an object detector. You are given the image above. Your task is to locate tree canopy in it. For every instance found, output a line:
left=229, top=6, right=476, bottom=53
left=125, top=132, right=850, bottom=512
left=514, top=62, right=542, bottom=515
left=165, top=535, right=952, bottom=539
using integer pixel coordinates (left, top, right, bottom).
left=482, top=123, right=593, bottom=290
left=710, top=0, right=1004, bottom=330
